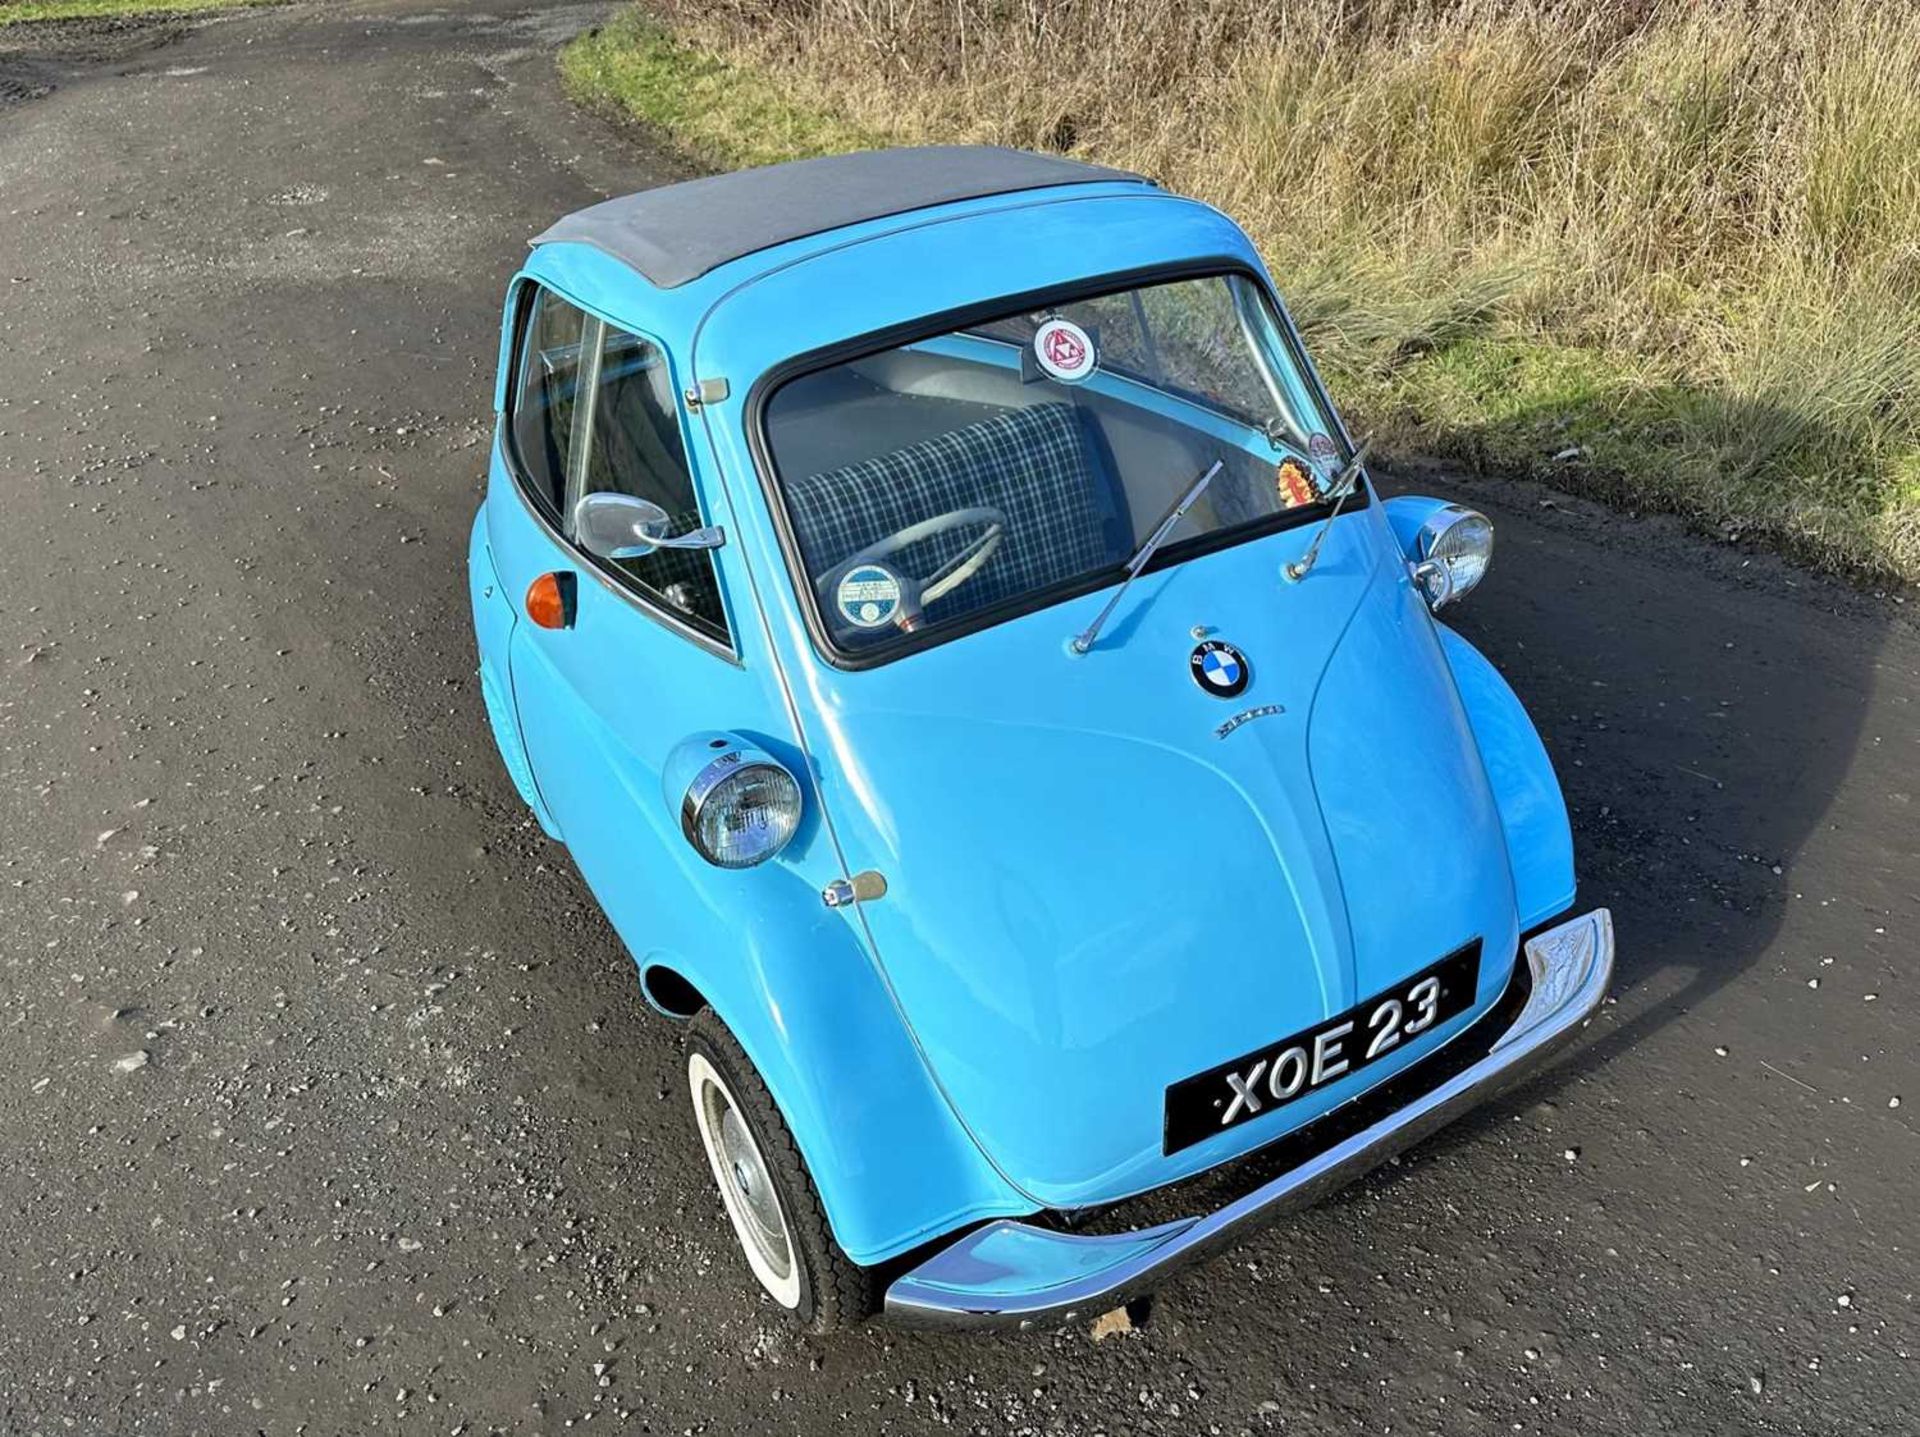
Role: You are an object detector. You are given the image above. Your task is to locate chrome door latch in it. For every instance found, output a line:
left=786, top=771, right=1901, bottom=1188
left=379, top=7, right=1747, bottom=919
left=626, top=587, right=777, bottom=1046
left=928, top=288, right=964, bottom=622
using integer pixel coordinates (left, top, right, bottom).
left=682, top=377, right=731, bottom=410
left=822, top=870, right=888, bottom=908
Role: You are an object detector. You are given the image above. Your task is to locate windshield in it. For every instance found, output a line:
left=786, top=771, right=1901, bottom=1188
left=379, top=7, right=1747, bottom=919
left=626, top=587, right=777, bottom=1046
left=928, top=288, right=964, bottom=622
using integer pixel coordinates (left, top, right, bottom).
left=761, top=271, right=1351, bottom=659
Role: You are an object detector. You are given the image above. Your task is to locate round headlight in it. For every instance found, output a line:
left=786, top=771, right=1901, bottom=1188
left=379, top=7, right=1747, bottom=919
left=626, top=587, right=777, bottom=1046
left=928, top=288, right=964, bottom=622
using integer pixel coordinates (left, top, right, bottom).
left=681, top=748, right=802, bottom=869
left=1414, top=506, right=1493, bottom=609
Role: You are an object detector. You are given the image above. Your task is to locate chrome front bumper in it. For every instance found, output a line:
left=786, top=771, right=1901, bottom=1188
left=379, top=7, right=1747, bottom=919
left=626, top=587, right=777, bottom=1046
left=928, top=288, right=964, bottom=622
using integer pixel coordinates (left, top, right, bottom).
left=884, top=907, right=1614, bottom=1330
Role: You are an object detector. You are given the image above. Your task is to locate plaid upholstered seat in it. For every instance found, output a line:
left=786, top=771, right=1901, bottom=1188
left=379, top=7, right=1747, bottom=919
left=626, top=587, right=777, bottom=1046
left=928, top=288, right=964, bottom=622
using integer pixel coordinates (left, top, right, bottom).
left=785, top=403, right=1121, bottom=624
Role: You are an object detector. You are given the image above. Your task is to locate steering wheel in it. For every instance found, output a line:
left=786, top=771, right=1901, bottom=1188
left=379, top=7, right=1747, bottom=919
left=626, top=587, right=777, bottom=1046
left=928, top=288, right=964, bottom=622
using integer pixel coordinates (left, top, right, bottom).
left=823, top=506, right=1006, bottom=633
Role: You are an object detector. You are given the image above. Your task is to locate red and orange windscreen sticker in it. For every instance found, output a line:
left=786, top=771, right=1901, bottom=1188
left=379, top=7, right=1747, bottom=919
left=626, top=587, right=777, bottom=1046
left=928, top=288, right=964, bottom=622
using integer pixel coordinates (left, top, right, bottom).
left=1277, top=456, right=1321, bottom=509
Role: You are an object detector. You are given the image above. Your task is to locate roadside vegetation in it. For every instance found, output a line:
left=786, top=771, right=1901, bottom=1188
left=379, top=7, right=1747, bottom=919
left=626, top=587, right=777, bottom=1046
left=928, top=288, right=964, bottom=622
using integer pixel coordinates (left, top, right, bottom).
left=0, top=0, right=267, bottom=26
left=565, top=1, right=1920, bottom=583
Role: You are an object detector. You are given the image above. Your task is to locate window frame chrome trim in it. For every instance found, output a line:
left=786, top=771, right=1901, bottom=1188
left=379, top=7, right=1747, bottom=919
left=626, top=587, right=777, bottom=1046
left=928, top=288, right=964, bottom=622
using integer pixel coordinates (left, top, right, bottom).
left=498, top=422, right=744, bottom=666
left=559, top=314, right=607, bottom=522
left=500, top=278, right=741, bottom=661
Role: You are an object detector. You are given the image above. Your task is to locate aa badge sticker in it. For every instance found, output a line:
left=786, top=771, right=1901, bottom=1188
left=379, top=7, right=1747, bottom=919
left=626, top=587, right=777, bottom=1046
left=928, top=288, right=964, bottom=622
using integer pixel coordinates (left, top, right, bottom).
left=1033, top=317, right=1097, bottom=384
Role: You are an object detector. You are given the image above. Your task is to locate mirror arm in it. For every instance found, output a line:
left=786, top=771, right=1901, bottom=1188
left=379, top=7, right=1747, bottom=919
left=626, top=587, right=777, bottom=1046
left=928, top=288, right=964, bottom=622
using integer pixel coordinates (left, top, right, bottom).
left=642, top=524, right=725, bottom=551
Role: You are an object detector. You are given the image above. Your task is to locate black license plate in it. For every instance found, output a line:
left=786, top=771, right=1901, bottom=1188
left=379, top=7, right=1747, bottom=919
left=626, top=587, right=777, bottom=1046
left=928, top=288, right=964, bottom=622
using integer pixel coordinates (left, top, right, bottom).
left=1163, top=940, right=1481, bottom=1155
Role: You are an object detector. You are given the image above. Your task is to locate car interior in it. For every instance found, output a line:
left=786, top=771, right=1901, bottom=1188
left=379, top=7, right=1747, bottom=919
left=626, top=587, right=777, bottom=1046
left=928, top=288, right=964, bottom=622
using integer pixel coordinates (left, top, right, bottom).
left=766, top=343, right=1297, bottom=643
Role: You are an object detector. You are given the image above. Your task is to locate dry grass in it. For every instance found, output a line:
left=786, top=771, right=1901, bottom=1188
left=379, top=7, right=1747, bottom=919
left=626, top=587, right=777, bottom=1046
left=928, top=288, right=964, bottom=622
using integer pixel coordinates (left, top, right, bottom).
left=567, top=0, right=1920, bottom=580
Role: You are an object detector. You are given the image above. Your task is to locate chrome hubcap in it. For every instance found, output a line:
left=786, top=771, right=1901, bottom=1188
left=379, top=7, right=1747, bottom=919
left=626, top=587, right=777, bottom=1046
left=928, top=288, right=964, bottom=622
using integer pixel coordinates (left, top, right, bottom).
left=703, top=1081, right=792, bottom=1282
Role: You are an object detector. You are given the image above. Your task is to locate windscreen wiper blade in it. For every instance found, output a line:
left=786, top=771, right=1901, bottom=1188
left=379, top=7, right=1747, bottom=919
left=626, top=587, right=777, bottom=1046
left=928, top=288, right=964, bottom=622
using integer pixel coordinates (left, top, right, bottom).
left=1069, top=459, right=1224, bottom=656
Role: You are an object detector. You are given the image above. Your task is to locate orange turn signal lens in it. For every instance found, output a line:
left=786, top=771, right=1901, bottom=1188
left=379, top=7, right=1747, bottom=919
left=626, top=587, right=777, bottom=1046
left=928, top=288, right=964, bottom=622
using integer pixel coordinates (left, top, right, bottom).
left=525, top=572, right=573, bottom=630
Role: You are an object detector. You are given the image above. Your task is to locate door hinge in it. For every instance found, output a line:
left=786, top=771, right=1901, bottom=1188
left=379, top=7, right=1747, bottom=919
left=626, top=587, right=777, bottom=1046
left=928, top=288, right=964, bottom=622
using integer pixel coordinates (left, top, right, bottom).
left=822, top=870, right=888, bottom=909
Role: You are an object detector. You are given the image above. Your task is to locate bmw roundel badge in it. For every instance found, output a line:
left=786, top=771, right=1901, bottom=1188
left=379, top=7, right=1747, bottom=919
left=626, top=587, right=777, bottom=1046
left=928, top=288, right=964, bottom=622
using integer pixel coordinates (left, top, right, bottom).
left=1189, top=639, right=1251, bottom=698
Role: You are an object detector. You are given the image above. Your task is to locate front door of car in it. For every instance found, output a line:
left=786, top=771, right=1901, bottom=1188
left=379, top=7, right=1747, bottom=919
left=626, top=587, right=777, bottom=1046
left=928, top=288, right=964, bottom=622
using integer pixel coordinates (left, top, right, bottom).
left=485, top=281, right=762, bottom=944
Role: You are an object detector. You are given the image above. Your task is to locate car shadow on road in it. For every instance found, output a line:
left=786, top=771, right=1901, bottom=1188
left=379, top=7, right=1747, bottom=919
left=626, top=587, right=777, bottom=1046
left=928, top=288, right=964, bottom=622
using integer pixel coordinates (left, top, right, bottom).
left=1384, top=455, right=1894, bottom=1103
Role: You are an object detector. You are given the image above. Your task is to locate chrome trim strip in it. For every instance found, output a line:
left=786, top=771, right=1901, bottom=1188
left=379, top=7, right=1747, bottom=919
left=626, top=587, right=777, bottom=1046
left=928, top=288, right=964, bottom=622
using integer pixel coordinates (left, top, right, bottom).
left=688, top=297, right=1056, bottom=1216
left=883, top=908, right=1613, bottom=1330
left=561, top=316, right=607, bottom=521
left=499, top=430, right=742, bottom=666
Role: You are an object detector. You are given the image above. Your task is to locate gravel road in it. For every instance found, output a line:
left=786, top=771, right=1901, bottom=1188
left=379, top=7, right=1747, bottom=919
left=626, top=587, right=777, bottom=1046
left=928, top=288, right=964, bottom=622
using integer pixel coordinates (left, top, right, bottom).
left=1, top=3, right=1914, bottom=1433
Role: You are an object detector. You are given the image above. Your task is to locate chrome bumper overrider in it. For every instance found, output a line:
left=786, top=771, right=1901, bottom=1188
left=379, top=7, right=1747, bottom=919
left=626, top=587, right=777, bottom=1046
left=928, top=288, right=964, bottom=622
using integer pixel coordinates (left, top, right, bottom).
left=884, top=908, right=1614, bottom=1330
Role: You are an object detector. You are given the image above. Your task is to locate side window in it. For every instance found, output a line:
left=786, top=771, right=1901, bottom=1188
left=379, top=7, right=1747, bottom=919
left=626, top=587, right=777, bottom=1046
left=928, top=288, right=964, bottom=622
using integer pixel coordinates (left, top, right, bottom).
left=509, top=287, right=588, bottom=516
left=579, top=323, right=730, bottom=645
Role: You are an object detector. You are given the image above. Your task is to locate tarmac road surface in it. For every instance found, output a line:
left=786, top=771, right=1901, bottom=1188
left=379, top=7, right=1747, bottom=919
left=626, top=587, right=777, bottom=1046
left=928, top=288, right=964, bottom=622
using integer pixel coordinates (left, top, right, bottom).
left=1, top=2, right=1914, bottom=1432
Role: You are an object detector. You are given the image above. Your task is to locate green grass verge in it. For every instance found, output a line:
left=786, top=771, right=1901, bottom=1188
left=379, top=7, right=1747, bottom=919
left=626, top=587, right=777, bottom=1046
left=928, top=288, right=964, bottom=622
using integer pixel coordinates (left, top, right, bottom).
left=560, top=13, right=879, bottom=171
left=0, top=0, right=269, bottom=27
left=562, top=12, right=1916, bottom=582
left=1333, top=337, right=1916, bottom=572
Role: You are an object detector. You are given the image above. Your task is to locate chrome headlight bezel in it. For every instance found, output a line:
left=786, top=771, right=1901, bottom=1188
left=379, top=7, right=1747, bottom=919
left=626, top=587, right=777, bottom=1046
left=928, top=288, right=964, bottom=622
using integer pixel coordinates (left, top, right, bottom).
left=1411, top=505, right=1493, bottom=610
left=680, top=744, right=803, bottom=869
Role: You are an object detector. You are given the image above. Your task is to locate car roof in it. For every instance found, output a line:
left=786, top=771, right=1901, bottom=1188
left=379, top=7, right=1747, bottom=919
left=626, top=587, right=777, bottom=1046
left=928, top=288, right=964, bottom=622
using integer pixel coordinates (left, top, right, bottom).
left=530, top=146, right=1150, bottom=290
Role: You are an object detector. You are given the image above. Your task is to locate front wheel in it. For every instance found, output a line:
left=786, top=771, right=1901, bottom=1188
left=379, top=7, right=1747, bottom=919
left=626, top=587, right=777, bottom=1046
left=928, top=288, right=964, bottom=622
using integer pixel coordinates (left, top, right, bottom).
left=685, top=1009, right=877, bottom=1331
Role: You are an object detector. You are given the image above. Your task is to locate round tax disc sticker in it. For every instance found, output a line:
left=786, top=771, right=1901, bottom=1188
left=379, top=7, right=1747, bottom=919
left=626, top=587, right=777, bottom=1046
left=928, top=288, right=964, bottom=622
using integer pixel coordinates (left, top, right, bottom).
left=835, top=563, right=903, bottom=629
left=1033, top=318, right=1097, bottom=384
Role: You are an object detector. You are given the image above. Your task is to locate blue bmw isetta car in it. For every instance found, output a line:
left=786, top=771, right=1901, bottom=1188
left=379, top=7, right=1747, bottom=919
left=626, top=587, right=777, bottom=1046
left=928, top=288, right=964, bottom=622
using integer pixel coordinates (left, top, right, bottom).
left=469, top=147, right=1614, bottom=1331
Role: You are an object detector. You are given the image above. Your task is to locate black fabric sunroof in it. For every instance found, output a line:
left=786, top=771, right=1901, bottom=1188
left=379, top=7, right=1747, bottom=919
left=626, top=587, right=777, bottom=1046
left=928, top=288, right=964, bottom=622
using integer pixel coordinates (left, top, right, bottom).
left=531, top=146, right=1149, bottom=289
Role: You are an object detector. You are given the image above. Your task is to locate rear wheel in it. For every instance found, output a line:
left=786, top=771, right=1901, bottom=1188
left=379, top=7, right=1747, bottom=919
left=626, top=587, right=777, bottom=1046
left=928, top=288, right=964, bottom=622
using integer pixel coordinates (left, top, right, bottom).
left=685, top=1009, right=877, bottom=1331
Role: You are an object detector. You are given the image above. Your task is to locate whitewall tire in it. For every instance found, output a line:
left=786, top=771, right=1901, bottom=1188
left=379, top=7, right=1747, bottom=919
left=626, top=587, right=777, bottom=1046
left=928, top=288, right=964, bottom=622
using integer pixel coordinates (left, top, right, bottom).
left=683, top=1009, right=878, bottom=1331
left=688, top=1050, right=803, bottom=1309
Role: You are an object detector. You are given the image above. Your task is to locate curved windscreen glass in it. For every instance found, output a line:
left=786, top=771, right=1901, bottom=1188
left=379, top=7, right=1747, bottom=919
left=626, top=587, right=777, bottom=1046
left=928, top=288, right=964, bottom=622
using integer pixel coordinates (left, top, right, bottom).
left=760, top=272, right=1350, bottom=658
